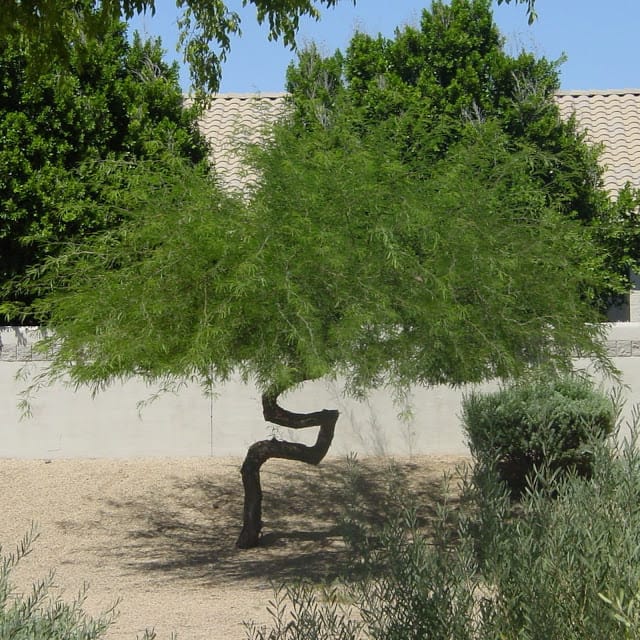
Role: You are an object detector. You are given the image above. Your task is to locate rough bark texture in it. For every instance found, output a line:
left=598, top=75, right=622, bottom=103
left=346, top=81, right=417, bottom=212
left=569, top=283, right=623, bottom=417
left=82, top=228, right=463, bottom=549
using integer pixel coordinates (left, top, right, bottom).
left=236, top=393, right=339, bottom=549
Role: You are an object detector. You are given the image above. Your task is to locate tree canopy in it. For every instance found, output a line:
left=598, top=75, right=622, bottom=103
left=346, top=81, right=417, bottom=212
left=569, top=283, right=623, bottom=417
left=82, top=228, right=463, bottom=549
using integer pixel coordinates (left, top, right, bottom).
left=22, top=0, right=609, bottom=392
left=28, top=126, right=608, bottom=397
left=21, top=0, right=605, bottom=548
left=285, top=0, right=636, bottom=311
left=0, top=17, right=209, bottom=323
left=3, top=0, right=538, bottom=95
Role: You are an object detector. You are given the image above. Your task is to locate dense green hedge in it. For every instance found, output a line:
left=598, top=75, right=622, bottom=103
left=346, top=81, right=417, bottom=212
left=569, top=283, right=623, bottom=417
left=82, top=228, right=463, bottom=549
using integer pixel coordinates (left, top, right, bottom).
left=461, top=374, right=615, bottom=494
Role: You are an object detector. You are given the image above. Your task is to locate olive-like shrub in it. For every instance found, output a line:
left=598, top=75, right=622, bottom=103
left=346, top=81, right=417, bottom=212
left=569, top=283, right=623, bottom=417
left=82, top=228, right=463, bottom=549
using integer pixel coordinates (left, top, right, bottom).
left=461, top=374, right=615, bottom=495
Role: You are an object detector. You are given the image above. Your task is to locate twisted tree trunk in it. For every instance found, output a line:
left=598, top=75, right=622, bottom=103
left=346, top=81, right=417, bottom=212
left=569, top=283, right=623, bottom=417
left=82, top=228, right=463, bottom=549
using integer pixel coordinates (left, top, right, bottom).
left=236, top=392, right=339, bottom=549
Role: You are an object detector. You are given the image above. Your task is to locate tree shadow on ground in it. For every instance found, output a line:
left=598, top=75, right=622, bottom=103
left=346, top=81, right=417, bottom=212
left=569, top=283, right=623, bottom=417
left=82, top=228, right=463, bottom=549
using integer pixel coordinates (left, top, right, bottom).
left=98, top=455, right=467, bottom=588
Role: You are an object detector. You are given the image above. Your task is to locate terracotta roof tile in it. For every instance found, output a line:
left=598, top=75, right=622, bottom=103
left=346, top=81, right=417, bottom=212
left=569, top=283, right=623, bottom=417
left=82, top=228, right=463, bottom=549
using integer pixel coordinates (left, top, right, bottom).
left=198, top=91, right=640, bottom=198
left=195, top=92, right=288, bottom=193
left=555, top=90, right=640, bottom=195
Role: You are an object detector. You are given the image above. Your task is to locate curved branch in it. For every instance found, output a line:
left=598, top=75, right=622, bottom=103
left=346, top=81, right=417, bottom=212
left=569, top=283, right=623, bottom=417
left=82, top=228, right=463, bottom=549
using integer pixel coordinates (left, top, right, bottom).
left=236, top=391, right=339, bottom=549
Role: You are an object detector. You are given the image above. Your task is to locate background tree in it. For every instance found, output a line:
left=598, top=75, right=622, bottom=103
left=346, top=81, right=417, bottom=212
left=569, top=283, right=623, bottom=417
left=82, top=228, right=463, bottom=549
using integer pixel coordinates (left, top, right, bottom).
left=2, top=0, right=538, bottom=95
left=0, top=15, right=209, bottom=323
left=286, top=0, right=632, bottom=310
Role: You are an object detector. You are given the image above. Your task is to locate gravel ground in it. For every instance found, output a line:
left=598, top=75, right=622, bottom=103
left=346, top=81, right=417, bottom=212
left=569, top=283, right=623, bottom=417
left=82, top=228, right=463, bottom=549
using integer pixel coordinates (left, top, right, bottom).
left=0, top=454, right=468, bottom=640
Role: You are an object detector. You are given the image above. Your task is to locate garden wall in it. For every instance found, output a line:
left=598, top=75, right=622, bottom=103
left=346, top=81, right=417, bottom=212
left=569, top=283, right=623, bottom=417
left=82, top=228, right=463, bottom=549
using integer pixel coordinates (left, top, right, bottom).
left=1, top=324, right=639, bottom=459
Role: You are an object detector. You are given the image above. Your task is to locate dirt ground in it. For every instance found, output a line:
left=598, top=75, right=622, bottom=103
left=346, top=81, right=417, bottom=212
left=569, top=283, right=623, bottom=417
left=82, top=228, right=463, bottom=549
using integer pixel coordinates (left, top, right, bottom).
left=0, top=454, right=469, bottom=640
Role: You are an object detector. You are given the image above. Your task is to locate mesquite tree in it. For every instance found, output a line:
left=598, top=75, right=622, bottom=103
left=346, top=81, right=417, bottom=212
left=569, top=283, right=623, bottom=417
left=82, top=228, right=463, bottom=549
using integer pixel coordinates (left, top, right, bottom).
left=25, top=122, right=609, bottom=547
left=23, top=0, right=608, bottom=549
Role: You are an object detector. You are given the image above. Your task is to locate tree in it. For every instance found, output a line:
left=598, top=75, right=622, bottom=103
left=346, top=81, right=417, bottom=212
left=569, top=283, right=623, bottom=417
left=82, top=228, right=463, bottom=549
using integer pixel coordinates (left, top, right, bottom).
left=0, top=14, right=209, bottom=322
left=291, top=0, right=589, bottom=201
left=2, top=0, right=538, bottom=95
left=26, top=118, right=610, bottom=548
left=23, top=0, right=598, bottom=550
left=286, top=0, right=631, bottom=311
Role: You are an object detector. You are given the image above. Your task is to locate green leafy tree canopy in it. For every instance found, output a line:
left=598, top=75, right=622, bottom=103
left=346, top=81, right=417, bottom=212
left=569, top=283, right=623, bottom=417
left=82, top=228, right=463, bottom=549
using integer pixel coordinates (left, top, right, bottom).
left=27, top=117, right=610, bottom=547
left=3, top=0, right=538, bottom=94
left=0, top=15, right=209, bottom=322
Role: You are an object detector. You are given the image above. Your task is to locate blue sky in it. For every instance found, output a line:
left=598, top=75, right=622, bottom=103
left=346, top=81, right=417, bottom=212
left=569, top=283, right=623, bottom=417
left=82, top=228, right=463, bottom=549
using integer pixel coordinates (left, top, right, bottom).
left=129, top=0, right=639, bottom=94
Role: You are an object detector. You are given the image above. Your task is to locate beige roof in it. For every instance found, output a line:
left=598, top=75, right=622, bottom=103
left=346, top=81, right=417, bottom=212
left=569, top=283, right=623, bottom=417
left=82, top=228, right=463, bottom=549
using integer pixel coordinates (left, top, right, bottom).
left=197, top=92, right=288, bottom=192
left=200, top=91, right=640, bottom=198
left=556, top=90, right=640, bottom=196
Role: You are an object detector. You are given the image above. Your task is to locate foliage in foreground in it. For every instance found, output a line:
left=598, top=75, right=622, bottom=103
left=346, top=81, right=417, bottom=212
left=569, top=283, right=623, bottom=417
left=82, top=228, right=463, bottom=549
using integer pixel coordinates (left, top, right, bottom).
left=3, top=0, right=538, bottom=96
left=0, top=527, right=162, bottom=639
left=246, top=411, right=640, bottom=639
left=0, top=527, right=116, bottom=640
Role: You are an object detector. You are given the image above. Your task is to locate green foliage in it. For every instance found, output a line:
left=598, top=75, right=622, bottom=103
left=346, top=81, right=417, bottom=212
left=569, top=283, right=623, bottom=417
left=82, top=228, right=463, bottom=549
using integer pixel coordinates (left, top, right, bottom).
left=0, top=526, right=119, bottom=640
left=24, top=156, right=244, bottom=391
left=22, top=0, right=608, bottom=401
left=472, top=429, right=640, bottom=639
left=286, top=0, right=631, bottom=310
left=599, top=589, right=640, bottom=639
left=26, top=112, right=609, bottom=398
left=2, top=0, right=350, bottom=97
left=462, top=374, right=615, bottom=494
left=245, top=582, right=361, bottom=640
left=2, top=1, right=538, bottom=96
left=246, top=418, right=640, bottom=640
left=0, top=15, right=209, bottom=322
left=592, top=183, right=640, bottom=309
left=350, top=508, right=481, bottom=640
left=288, top=0, right=570, bottom=170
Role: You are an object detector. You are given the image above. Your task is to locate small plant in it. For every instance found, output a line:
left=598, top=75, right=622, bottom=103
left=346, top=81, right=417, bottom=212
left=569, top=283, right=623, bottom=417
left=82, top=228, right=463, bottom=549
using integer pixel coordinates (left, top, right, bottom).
left=243, top=582, right=361, bottom=640
left=352, top=505, right=484, bottom=640
left=0, top=525, right=160, bottom=640
left=461, top=373, right=615, bottom=495
left=245, top=460, right=491, bottom=640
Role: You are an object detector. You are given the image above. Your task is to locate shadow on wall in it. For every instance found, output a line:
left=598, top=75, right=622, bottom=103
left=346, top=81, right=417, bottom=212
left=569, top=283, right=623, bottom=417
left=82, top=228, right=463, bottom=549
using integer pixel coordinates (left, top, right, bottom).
left=3, top=324, right=640, bottom=458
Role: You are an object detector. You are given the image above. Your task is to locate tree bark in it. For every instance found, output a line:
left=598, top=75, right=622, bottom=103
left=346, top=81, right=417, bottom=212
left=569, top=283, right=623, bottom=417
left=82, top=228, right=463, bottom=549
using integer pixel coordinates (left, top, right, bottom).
left=236, top=392, right=339, bottom=549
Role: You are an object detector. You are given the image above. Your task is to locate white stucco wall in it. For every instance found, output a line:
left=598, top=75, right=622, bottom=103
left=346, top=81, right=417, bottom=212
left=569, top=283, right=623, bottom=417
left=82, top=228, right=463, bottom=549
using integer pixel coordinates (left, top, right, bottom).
left=1, top=324, right=639, bottom=459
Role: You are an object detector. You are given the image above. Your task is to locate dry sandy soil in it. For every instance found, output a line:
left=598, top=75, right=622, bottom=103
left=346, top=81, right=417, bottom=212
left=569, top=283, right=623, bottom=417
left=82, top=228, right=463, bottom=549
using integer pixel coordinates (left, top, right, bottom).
left=0, top=454, right=469, bottom=640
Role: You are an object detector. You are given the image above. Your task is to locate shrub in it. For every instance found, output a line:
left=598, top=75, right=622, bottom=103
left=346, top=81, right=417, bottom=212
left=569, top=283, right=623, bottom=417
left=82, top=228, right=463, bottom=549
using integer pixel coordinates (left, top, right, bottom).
left=472, top=428, right=640, bottom=639
left=0, top=526, right=157, bottom=640
left=461, top=373, right=615, bottom=495
left=245, top=492, right=486, bottom=640
left=244, top=582, right=361, bottom=640
left=246, top=417, right=640, bottom=639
